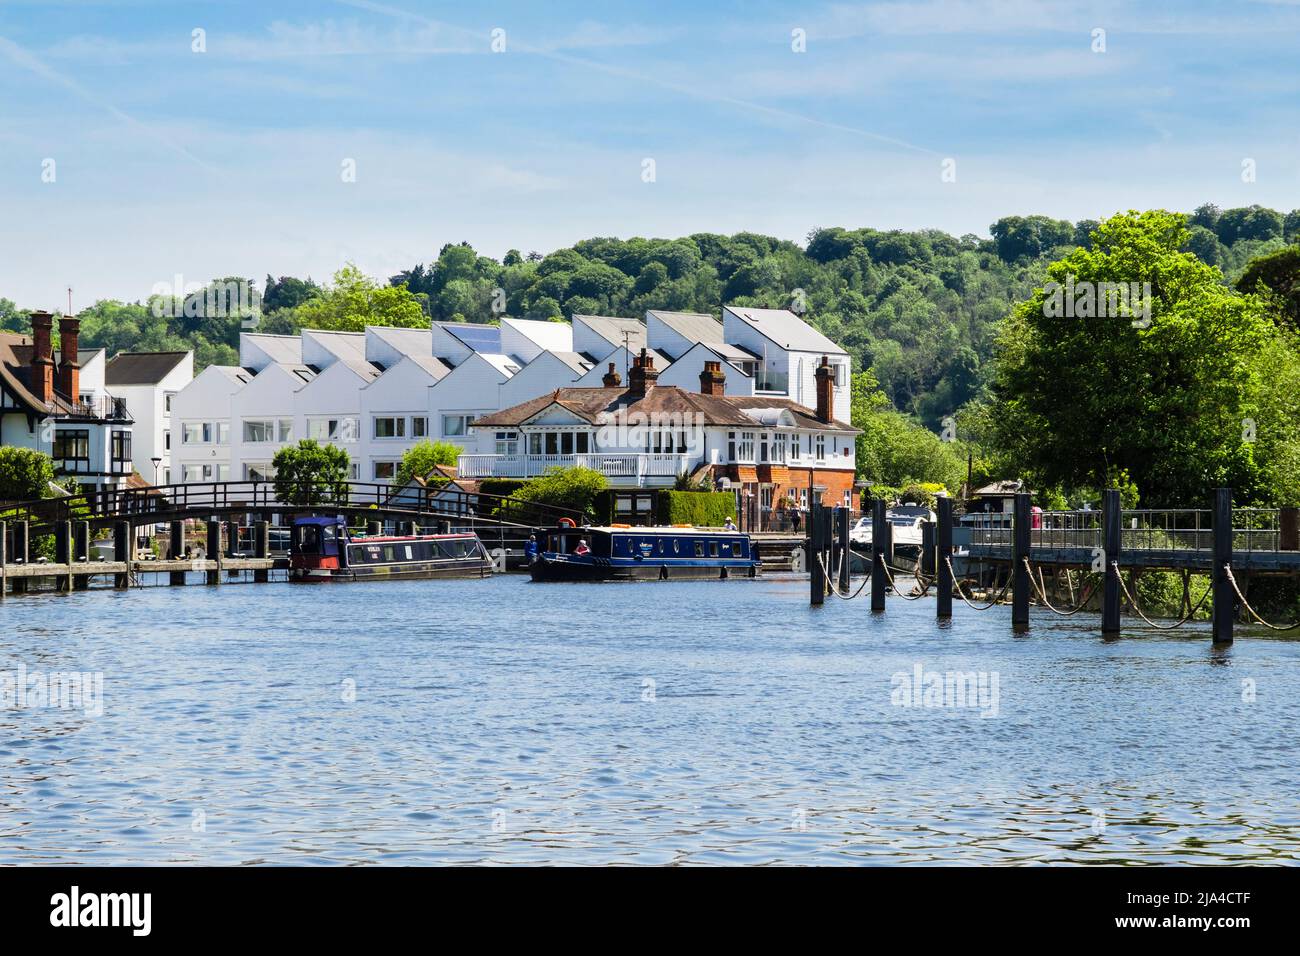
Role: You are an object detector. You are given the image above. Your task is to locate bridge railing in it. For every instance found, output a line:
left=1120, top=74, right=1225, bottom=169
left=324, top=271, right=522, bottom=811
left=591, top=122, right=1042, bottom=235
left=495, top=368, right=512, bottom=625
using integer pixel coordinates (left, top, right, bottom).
left=1119, top=509, right=1213, bottom=552
left=6, top=479, right=588, bottom=534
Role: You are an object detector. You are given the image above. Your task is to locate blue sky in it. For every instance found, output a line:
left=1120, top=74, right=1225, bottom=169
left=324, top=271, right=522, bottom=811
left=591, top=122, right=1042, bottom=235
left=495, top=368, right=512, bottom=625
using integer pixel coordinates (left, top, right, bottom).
left=2, top=0, right=1299, bottom=308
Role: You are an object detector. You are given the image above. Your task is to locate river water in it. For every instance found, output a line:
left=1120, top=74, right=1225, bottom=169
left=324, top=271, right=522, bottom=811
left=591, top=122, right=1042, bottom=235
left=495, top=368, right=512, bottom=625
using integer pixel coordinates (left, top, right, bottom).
left=1, top=572, right=1298, bottom=865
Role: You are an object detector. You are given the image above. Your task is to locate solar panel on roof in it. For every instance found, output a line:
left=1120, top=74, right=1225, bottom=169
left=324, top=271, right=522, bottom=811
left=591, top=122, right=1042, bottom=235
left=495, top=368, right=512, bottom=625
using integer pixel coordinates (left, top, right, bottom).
left=447, top=324, right=501, bottom=352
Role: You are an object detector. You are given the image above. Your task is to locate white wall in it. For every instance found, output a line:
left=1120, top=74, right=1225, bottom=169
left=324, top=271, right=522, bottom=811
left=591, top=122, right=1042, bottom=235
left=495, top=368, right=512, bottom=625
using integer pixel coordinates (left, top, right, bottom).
left=229, top=364, right=302, bottom=480
left=501, top=317, right=572, bottom=362
left=498, top=352, right=582, bottom=409
left=358, top=356, right=441, bottom=481
left=656, top=343, right=757, bottom=397
left=172, top=365, right=244, bottom=483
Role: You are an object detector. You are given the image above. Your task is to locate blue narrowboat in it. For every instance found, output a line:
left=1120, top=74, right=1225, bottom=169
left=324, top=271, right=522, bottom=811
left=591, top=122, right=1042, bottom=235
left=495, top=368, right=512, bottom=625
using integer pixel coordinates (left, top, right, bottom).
left=289, top=516, right=491, bottom=581
left=529, top=524, right=761, bottom=582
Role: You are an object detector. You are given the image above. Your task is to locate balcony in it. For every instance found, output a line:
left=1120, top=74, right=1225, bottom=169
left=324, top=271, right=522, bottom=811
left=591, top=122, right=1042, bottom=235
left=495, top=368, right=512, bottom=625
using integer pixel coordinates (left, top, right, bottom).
left=457, top=453, right=692, bottom=486
left=53, top=394, right=131, bottom=421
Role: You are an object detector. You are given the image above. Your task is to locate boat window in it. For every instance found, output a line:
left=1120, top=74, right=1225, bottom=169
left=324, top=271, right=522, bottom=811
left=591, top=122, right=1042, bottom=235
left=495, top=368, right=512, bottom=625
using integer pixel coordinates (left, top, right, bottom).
left=404, top=545, right=413, bottom=560
left=672, top=539, right=680, bottom=554
left=710, top=542, right=719, bottom=557
left=694, top=542, right=705, bottom=557
left=298, top=525, right=320, bottom=554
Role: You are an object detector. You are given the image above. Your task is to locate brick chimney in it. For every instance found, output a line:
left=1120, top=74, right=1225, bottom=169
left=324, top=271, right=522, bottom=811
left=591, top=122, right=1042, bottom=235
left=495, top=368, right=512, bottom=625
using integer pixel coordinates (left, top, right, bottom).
left=29, top=310, right=55, bottom=405
left=58, top=315, right=81, bottom=401
left=627, top=348, right=658, bottom=399
left=814, top=355, right=834, bottom=424
left=699, top=360, right=726, bottom=397
left=602, top=361, right=621, bottom=387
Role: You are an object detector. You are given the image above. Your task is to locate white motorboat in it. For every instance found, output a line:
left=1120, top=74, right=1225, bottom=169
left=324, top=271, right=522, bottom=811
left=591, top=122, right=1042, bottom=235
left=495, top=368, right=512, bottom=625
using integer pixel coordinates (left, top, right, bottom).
left=848, top=505, right=937, bottom=548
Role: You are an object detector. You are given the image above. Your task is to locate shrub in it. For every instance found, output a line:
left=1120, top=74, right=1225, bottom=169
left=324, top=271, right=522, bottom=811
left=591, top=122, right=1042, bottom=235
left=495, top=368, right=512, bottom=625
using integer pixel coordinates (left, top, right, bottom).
left=393, top=440, right=462, bottom=489
left=656, top=490, right=736, bottom=527
left=508, top=466, right=607, bottom=519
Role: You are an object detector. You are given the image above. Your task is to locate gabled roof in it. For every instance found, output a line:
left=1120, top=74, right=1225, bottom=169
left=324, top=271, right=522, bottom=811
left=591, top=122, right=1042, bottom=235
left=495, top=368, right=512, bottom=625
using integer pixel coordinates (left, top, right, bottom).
left=367, top=325, right=434, bottom=358
left=105, top=351, right=191, bottom=386
left=242, top=333, right=302, bottom=364
left=550, top=351, right=597, bottom=374
left=303, top=329, right=367, bottom=364
left=438, top=322, right=501, bottom=353
left=401, top=354, right=453, bottom=380
left=473, top=384, right=857, bottom=432
left=647, top=310, right=724, bottom=344
left=208, top=365, right=253, bottom=386
left=724, top=306, right=847, bottom=354
left=0, top=331, right=48, bottom=414
left=574, top=314, right=646, bottom=350
left=478, top=353, right=523, bottom=377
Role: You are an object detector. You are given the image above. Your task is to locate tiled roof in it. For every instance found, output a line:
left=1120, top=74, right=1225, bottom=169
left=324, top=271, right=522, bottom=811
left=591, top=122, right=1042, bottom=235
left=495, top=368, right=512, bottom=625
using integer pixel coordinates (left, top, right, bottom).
left=473, top=384, right=857, bottom=432
left=105, top=351, right=190, bottom=385
left=646, top=310, right=723, bottom=345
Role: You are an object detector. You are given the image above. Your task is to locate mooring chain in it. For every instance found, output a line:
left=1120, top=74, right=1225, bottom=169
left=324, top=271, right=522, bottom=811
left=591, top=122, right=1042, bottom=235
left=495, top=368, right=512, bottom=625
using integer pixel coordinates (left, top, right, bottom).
left=879, top=561, right=930, bottom=600
left=815, top=549, right=871, bottom=600
left=1020, top=558, right=1101, bottom=616
left=1223, top=565, right=1300, bottom=631
left=944, top=555, right=1013, bottom=610
left=1110, top=561, right=1212, bottom=630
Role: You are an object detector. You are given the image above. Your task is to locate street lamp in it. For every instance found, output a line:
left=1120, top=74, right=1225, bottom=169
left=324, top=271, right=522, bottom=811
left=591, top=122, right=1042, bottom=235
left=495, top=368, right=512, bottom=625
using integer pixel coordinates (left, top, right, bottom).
left=151, top=457, right=162, bottom=486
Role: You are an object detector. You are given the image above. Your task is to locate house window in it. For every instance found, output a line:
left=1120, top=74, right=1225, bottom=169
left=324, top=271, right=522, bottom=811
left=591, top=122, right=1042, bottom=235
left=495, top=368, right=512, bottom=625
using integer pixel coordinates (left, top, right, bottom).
left=244, top=419, right=275, bottom=443
left=374, top=417, right=406, bottom=440
left=791, top=433, right=801, bottom=460
left=773, top=433, right=787, bottom=463
left=528, top=433, right=542, bottom=455
left=738, top=431, right=755, bottom=462
left=163, top=468, right=171, bottom=484
left=164, top=394, right=173, bottom=414
left=495, top=432, right=518, bottom=455
left=182, top=422, right=205, bottom=444
left=349, top=462, right=360, bottom=480
left=244, top=463, right=274, bottom=481
left=53, top=429, right=89, bottom=461
left=759, top=433, right=769, bottom=463
left=728, top=431, right=736, bottom=461
left=815, top=434, right=826, bottom=460
left=577, top=432, right=589, bottom=453
left=164, top=430, right=171, bottom=451
left=278, top=419, right=293, bottom=443
left=411, top=416, right=428, bottom=438
left=111, top=430, right=132, bottom=465
left=217, top=422, right=229, bottom=444
left=442, top=414, right=473, bottom=438
left=373, top=461, right=397, bottom=480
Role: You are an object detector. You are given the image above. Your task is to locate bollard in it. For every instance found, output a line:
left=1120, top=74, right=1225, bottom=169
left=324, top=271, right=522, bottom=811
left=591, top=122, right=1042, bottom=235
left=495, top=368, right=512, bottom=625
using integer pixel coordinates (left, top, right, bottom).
left=809, top=503, right=825, bottom=605
left=937, top=498, right=953, bottom=619
left=114, top=521, right=131, bottom=588
left=54, top=520, right=71, bottom=591
left=1212, top=487, right=1234, bottom=644
left=1012, top=493, right=1030, bottom=632
left=837, top=507, right=851, bottom=593
left=169, top=519, right=186, bottom=586
left=10, top=520, right=27, bottom=594
left=206, top=520, right=221, bottom=585
left=871, top=498, right=888, bottom=612
left=73, top=520, right=91, bottom=590
left=1102, top=489, right=1122, bottom=635
left=254, top=520, right=270, bottom=583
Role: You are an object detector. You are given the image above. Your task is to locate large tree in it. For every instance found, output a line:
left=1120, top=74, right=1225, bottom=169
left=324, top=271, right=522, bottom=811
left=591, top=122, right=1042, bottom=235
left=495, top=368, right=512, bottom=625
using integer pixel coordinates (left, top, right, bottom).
left=271, top=440, right=350, bottom=506
left=986, top=209, right=1286, bottom=506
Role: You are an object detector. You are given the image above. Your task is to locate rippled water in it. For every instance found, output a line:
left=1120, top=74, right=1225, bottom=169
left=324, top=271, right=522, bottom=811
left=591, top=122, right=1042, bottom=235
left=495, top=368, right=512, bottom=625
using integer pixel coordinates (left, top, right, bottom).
left=1, top=571, right=1298, bottom=865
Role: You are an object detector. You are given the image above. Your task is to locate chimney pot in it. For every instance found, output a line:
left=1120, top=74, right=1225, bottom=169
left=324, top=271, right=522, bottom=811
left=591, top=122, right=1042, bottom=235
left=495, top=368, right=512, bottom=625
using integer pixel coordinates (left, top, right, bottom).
left=58, top=315, right=81, bottom=402
left=29, top=310, right=56, bottom=405
left=627, top=347, right=658, bottom=398
left=699, top=360, right=726, bottom=397
left=602, top=361, right=622, bottom=388
left=814, top=354, right=834, bottom=424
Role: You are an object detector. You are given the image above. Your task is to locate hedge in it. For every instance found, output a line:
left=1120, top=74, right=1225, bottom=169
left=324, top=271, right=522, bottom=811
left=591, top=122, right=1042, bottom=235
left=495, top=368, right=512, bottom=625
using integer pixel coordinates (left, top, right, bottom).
left=656, top=490, right=736, bottom=527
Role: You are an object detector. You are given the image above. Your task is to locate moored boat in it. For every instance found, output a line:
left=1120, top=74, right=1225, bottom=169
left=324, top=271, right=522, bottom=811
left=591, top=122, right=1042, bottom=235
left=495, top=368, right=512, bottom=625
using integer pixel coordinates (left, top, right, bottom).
left=529, top=524, right=760, bottom=582
left=289, top=515, right=491, bottom=581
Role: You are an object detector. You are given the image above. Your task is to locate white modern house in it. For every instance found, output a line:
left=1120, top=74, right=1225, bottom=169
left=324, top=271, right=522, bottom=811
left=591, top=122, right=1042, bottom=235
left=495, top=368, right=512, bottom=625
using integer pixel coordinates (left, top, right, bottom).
left=104, top=351, right=193, bottom=484
left=165, top=305, right=855, bottom=492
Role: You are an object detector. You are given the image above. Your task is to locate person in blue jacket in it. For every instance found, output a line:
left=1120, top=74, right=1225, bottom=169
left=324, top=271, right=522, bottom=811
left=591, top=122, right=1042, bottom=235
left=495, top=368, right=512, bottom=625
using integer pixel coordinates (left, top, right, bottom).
left=524, top=534, right=539, bottom=564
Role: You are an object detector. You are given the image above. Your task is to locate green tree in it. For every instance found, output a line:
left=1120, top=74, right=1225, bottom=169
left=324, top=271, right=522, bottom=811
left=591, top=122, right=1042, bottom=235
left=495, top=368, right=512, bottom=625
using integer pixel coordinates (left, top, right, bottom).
left=393, top=440, right=462, bottom=488
left=986, top=209, right=1280, bottom=506
left=0, top=447, right=57, bottom=502
left=508, top=466, right=607, bottom=517
left=1236, top=246, right=1300, bottom=328
left=271, top=440, right=350, bottom=506
left=294, top=263, right=426, bottom=331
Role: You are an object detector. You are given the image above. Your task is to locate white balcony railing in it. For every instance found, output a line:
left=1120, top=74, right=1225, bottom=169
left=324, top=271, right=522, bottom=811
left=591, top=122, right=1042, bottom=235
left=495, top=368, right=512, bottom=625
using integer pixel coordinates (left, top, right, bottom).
left=457, top=453, right=692, bottom=484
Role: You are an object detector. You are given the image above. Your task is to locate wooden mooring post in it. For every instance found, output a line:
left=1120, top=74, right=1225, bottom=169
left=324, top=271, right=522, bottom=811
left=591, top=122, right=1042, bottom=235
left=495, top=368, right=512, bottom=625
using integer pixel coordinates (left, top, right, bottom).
left=54, top=520, right=71, bottom=591
left=809, top=502, right=825, bottom=605
left=1212, top=487, right=1234, bottom=644
left=937, top=496, right=953, bottom=619
left=114, top=521, right=131, bottom=588
left=871, top=498, right=888, bottom=612
left=1012, top=492, right=1031, bottom=632
left=1, top=520, right=6, bottom=602
left=254, top=521, right=270, bottom=583
left=10, top=520, right=27, bottom=594
left=169, top=520, right=186, bottom=586
left=1102, top=489, right=1122, bottom=635
left=837, top=507, right=851, bottom=593
left=73, top=520, right=91, bottom=590
left=206, top=520, right=222, bottom=585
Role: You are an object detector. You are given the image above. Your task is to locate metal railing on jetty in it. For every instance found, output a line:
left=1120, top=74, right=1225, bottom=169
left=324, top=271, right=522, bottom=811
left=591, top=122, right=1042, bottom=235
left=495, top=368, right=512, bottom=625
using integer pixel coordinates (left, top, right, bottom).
left=804, top=488, right=1300, bottom=645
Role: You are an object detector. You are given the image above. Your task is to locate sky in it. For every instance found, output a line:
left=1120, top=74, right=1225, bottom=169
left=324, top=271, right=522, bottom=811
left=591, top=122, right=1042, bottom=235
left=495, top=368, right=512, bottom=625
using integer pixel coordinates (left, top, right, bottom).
left=1, top=0, right=1299, bottom=309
